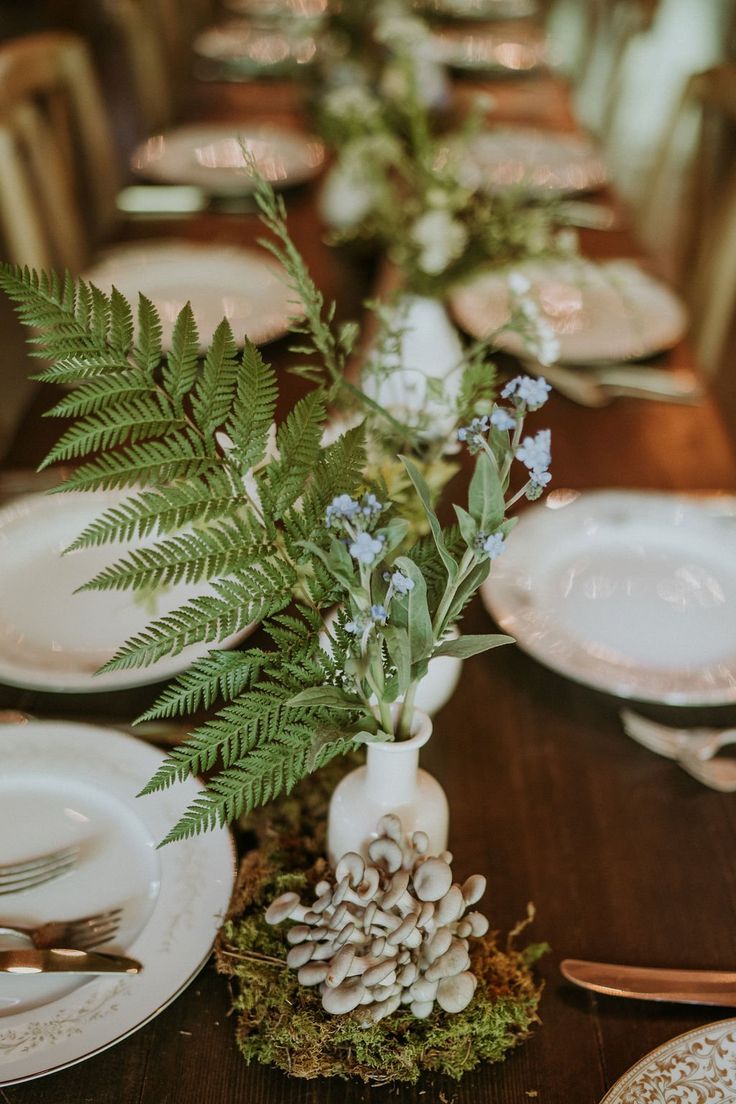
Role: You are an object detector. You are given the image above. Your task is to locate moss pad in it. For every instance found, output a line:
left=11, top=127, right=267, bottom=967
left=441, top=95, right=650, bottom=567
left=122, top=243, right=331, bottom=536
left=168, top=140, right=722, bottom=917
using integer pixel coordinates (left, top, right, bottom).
left=216, top=765, right=546, bottom=1085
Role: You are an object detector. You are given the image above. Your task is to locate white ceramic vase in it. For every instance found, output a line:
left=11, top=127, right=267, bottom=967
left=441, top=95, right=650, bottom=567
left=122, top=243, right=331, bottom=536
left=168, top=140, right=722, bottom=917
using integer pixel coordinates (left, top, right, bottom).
left=361, top=294, right=464, bottom=442
left=327, top=709, right=449, bottom=866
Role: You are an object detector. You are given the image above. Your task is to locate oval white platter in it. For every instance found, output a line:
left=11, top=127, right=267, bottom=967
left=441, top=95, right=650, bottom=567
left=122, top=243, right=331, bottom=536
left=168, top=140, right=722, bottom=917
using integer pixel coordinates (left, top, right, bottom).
left=460, top=127, right=608, bottom=197
left=83, top=240, right=300, bottom=351
left=194, top=19, right=319, bottom=71
left=481, top=490, right=736, bottom=705
left=132, top=123, right=325, bottom=196
left=429, top=21, right=548, bottom=73
left=0, top=491, right=254, bottom=694
left=417, top=0, right=539, bottom=20
left=601, top=1018, right=736, bottom=1103
left=0, top=721, right=235, bottom=1086
left=450, top=258, right=688, bottom=364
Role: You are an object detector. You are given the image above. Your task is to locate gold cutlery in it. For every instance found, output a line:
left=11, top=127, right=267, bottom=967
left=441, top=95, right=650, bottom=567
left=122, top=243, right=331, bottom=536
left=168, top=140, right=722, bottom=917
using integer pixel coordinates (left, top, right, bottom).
left=0, top=948, right=142, bottom=975
left=0, top=845, right=80, bottom=895
left=0, top=907, right=122, bottom=950
left=562, top=958, right=736, bottom=1006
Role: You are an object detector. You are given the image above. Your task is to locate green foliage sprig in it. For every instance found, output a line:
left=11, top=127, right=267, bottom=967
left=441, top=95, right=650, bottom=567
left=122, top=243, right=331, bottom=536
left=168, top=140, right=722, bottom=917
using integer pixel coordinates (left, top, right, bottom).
left=0, top=180, right=552, bottom=844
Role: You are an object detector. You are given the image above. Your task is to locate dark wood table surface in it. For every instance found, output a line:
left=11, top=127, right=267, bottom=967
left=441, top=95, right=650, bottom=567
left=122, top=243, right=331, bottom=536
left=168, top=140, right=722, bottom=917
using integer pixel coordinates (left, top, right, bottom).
left=3, top=29, right=736, bottom=1104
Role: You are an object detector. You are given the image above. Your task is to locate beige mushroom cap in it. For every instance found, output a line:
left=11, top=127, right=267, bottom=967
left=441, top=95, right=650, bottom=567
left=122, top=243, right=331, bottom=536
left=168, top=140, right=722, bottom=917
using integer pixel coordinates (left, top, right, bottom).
left=265, top=891, right=301, bottom=925
left=321, top=977, right=366, bottom=1014
left=436, top=971, right=477, bottom=1013
left=413, top=857, right=453, bottom=902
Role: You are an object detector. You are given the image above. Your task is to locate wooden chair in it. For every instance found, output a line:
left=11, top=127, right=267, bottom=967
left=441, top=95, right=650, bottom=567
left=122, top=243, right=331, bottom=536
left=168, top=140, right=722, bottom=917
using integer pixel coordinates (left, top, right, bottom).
left=0, top=32, right=120, bottom=273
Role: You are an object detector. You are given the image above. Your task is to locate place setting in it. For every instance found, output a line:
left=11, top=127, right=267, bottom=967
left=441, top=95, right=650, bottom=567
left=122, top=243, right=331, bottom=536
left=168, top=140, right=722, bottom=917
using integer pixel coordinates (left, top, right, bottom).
left=0, top=720, right=235, bottom=1086
left=0, top=0, right=735, bottom=1101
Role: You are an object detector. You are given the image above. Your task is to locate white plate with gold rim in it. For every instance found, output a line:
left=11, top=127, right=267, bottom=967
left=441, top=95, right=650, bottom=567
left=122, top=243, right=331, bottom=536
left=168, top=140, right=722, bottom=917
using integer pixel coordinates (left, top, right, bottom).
left=417, top=0, right=538, bottom=20
left=132, top=123, right=325, bottom=196
left=223, top=0, right=326, bottom=19
left=450, top=258, right=688, bottom=364
left=194, top=19, right=319, bottom=72
left=481, top=490, right=736, bottom=705
left=0, top=491, right=254, bottom=694
left=0, top=721, right=235, bottom=1086
left=459, top=127, right=608, bottom=197
left=429, top=21, right=547, bottom=73
left=84, top=240, right=300, bottom=351
left=601, top=1018, right=736, bottom=1103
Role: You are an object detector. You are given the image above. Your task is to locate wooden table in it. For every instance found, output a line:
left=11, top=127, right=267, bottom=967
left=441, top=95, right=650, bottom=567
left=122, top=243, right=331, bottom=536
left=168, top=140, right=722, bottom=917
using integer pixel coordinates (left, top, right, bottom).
left=3, top=43, right=736, bottom=1104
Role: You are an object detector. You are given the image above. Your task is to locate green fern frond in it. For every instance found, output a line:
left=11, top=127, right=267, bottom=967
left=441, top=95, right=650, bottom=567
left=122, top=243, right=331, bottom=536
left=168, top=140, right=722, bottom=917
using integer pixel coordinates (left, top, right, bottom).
left=225, top=340, right=278, bottom=470
left=65, top=472, right=246, bottom=549
left=54, top=432, right=217, bottom=493
left=191, top=319, right=239, bottom=439
left=78, top=516, right=269, bottom=591
left=138, top=648, right=268, bottom=722
left=132, top=294, right=163, bottom=375
left=40, top=397, right=183, bottom=469
left=264, top=390, right=326, bottom=517
left=43, top=372, right=156, bottom=419
left=100, top=567, right=296, bottom=671
left=162, top=302, right=200, bottom=405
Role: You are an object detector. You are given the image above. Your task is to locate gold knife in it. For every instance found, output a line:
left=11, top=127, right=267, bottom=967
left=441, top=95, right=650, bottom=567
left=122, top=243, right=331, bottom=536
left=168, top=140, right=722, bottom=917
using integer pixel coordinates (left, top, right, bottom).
left=0, top=947, right=142, bottom=974
left=561, top=958, right=736, bottom=1006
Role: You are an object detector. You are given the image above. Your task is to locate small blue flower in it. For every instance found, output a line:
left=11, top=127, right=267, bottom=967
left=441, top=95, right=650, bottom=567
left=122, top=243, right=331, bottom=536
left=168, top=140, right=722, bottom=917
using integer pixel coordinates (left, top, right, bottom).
left=516, top=429, right=551, bottom=473
left=360, top=493, right=383, bottom=518
left=501, top=375, right=551, bottom=410
left=390, top=570, right=415, bottom=595
left=325, top=493, right=360, bottom=527
left=457, top=416, right=490, bottom=453
left=371, top=604, right=388, bottom=625
left=530, top=468, right=552, bottom=488
left=350, top=531, right=385, bottom=565
left=475, top=531, right=506, bottom=560
left=490, top=407, right=516, bottom=431
left=344, top=619, right=363, bottom=635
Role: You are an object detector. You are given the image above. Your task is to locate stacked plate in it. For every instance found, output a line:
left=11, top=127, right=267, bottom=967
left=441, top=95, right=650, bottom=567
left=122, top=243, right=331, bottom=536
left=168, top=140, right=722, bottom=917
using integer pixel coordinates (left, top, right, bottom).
left=0, top=721, right=235, bottom=1085
left=0, top=491, right=255, bottom=695
left=450, top=258, right=687, bottom=364
left=457, top=128, right=607, bottom=197
left=481, top=489, right=736, bottom=705
left=416, top=0, right=539, bottom=19
left=194, top=19, right=319, bottom=78
left=132, top=124, right=325, bottom=197
left=83, top=241, right=300, bottom=353
left=429, top=20, right=547, bottom=74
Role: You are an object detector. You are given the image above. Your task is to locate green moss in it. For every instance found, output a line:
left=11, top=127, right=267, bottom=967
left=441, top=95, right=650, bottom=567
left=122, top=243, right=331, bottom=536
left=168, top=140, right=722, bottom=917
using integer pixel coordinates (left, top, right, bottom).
left=218, top=777, right=547, bottom=1085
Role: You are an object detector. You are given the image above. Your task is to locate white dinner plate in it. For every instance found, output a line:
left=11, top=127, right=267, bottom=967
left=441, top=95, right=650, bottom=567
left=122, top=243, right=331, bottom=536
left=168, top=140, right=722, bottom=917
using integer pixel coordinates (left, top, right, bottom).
left=0, top=491, right=253, bottom=694
left=83, top=240, right=300, bottom=350
left=223, top=0, right=326, bottom=18
left=450, top=258, right=688, bottom=364
left=132, top=123, right=325, bottom=196
left=458, top=127, right=607, bottom=196
left=0, top=721, right=235, bottom=1086
left=429, top=21, right=547, bottom=73
left=417, top=0, right=538, bottom=20
left=481, top=490, right=736, bottom=705
left=194, top=19, right=319, bottom=73
left=601, top=1018, right=736, bottom=1103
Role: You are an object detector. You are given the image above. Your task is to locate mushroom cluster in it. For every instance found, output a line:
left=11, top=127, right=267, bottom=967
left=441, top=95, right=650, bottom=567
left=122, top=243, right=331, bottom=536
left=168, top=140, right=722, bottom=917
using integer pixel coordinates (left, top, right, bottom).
left=264, top=814, right=489, bottom=1024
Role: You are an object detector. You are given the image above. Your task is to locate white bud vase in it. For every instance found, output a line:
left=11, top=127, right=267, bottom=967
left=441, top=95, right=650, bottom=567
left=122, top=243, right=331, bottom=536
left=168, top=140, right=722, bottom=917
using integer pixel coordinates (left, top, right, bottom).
left=327, top=709, right=449, bottom=867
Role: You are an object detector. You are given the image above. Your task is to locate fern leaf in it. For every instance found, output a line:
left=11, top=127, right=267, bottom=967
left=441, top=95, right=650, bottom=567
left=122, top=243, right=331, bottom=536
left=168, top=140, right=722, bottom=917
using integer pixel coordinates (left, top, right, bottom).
left=163, top=303, right=200, bottom=405
left=191, top=319, right=239, bottom=439
left=55, top=432, right=216, bottom=493
left=78, top=517, right=270, bottom=591
left=43, top=371, right=156, bottom=419
left=225, top=340, right=278, bottom=470
left=264, top=389, right=326, bottom=516
left=132, top=294, right=163, bottom=374
left=66, top=472, right=245, bottom=549
left=138, top=649, right=267, bottom=721
left=40, top=397, right=183, bottom=469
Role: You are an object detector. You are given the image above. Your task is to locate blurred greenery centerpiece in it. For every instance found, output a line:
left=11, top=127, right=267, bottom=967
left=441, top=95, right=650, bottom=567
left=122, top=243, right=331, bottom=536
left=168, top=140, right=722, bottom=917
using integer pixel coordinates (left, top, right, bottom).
left=0, top=179, right=552, bottom=848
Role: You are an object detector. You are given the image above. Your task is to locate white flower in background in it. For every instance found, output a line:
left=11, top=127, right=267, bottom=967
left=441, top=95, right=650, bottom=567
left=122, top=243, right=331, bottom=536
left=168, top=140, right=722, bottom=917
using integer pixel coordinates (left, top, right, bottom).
left=507, top=271, right=532, bottom=295
left=374, top=12, right=430, bottom=50
left=410, top=209, right=468, bottom=275
left=322, top=84, right=380, bottom=122
left=319, top=162, right=379, bottom=230
left=507, top=272, right=561, bottom=367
